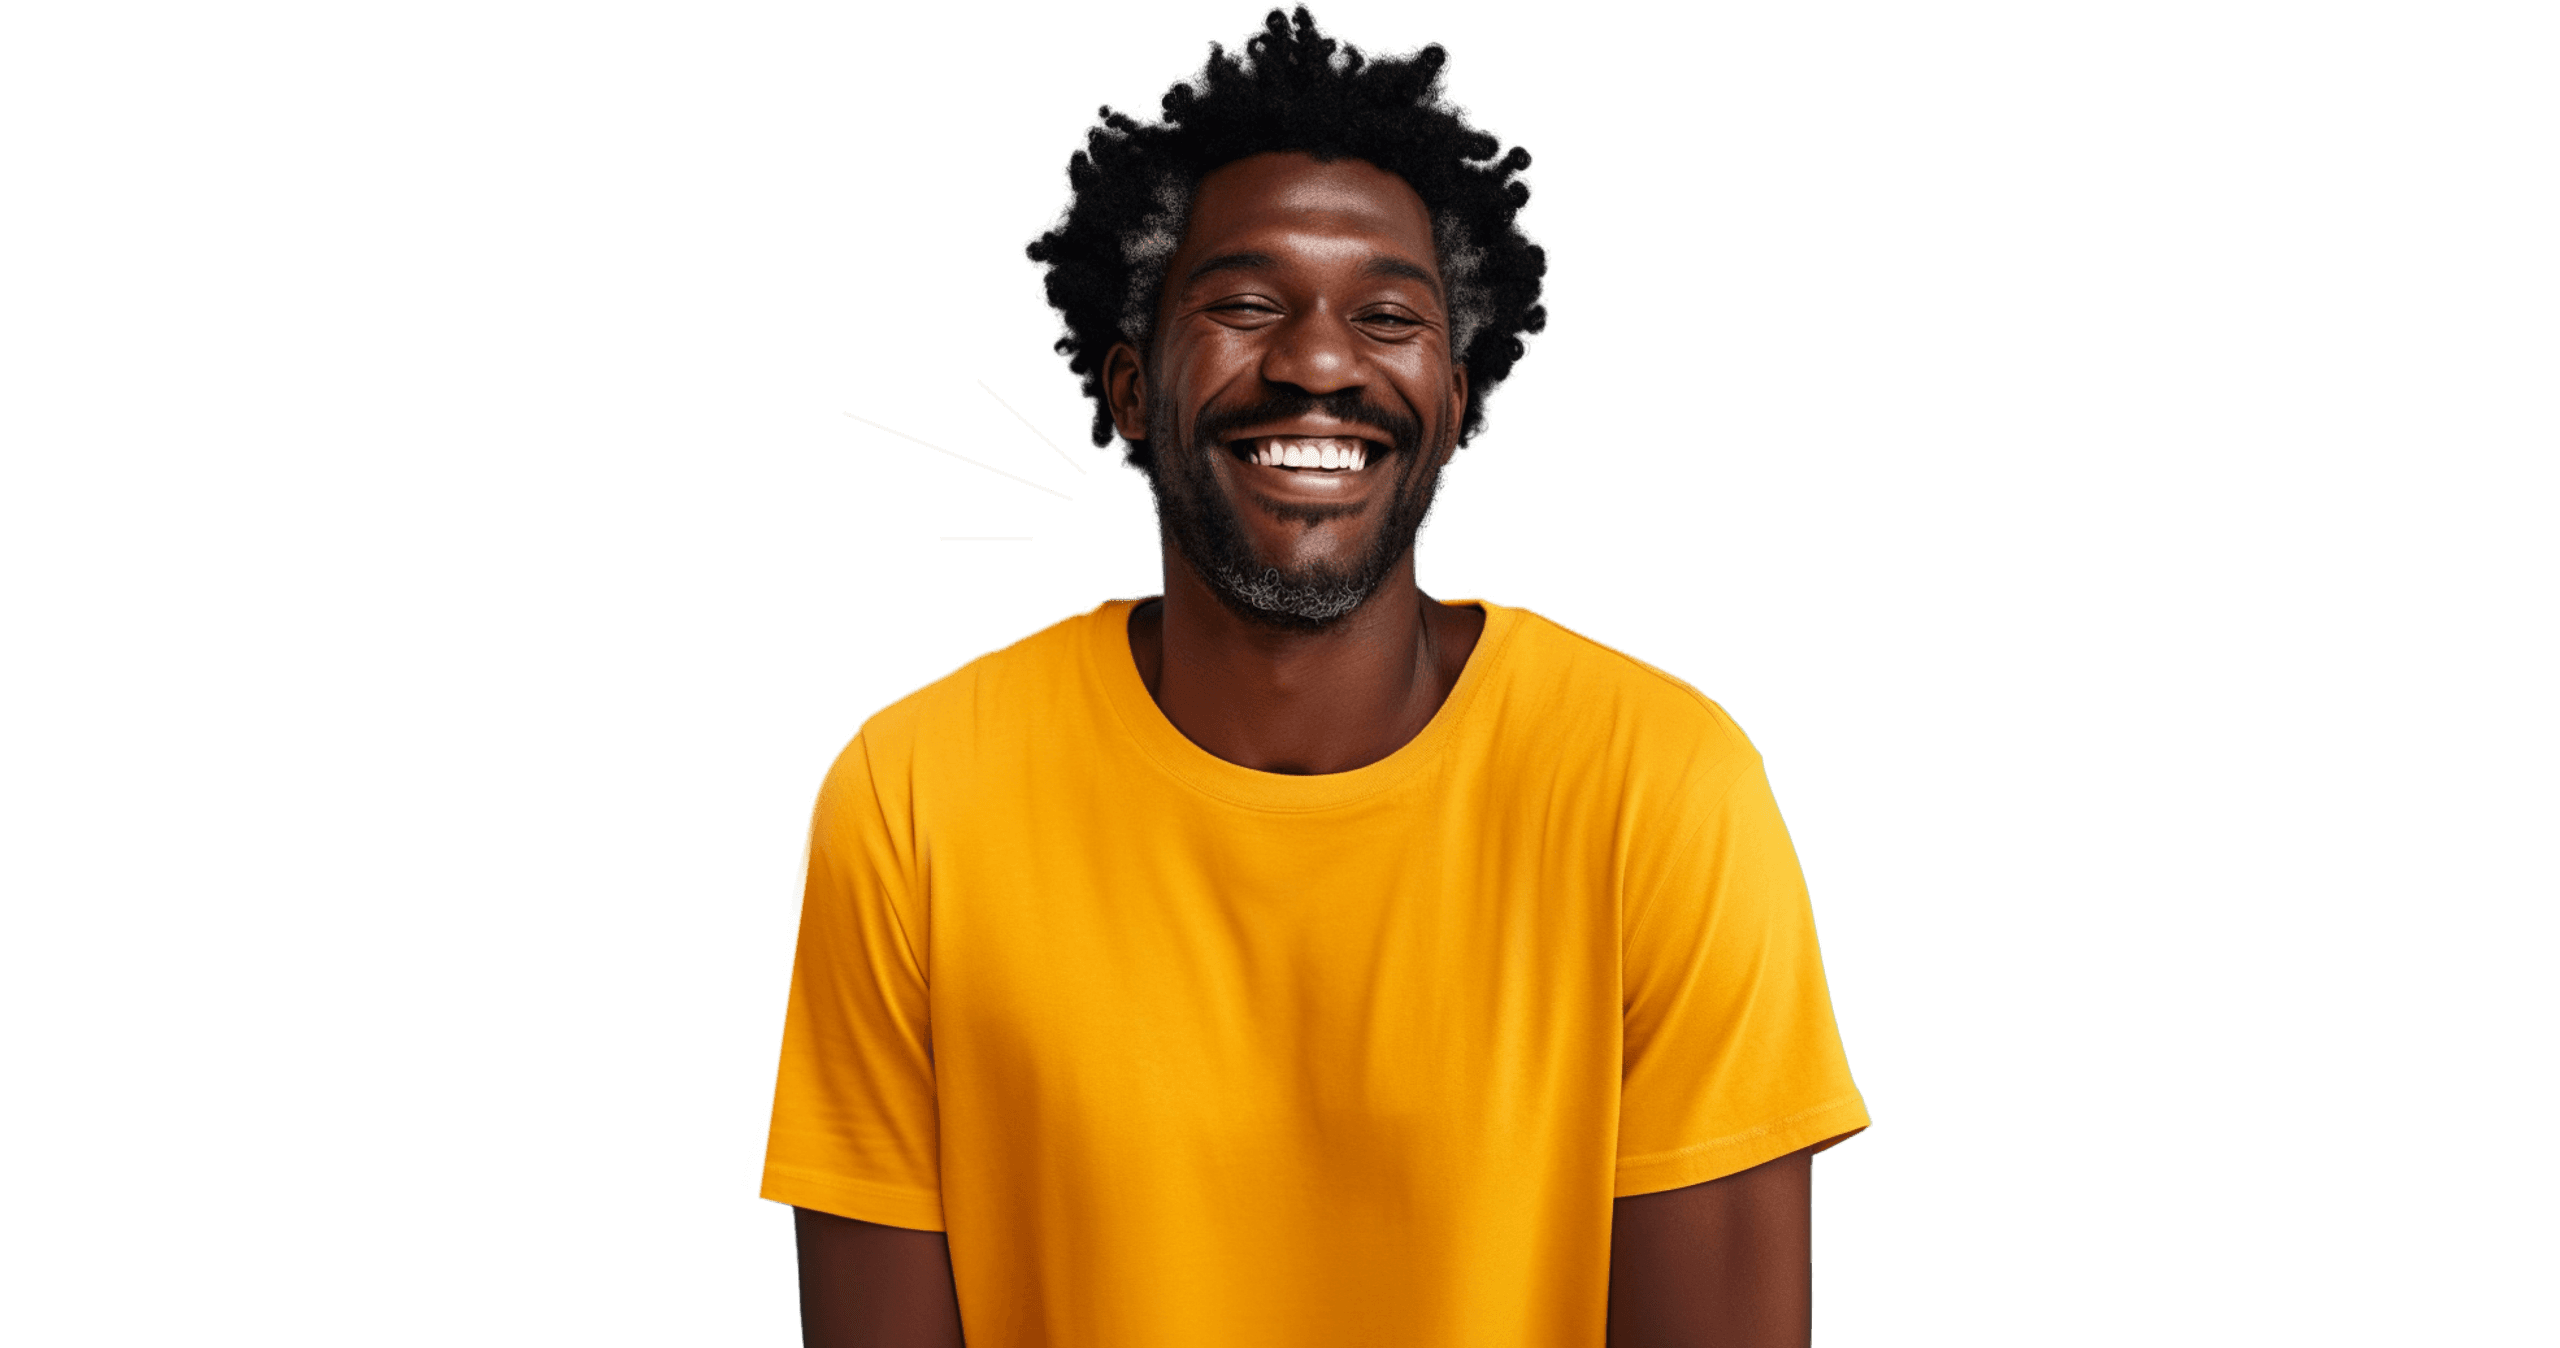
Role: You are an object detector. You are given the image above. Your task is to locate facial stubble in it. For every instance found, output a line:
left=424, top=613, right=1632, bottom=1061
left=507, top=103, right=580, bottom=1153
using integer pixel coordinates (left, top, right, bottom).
left=1142, top=383, right=1448, bottom=631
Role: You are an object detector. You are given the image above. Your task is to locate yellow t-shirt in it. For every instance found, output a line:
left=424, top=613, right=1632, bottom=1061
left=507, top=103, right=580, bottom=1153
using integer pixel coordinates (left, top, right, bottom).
left=763, top=598, right=1867, bottom=1347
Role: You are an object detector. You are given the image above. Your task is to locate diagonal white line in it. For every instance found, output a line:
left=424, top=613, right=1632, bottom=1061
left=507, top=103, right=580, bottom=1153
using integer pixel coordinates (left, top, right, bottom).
left=978, top=380, right=1087, bottom=475
left=843, top=413, right=1074, bottom=501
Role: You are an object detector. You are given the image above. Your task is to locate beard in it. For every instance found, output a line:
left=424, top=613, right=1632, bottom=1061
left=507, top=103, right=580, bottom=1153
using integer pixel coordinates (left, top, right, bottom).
left=1142, top=383, right=1447, bottom=631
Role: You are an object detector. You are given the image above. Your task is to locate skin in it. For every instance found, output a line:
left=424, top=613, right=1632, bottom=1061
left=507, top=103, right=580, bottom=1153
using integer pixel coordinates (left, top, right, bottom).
left=796, top=152, right=1854, bottom=1345
left=1606, top=1138, right=1861, bottom=1348
left=794, top=1208, right=964, bottom=1348
left=1110, top=152, right=1482, bottom=773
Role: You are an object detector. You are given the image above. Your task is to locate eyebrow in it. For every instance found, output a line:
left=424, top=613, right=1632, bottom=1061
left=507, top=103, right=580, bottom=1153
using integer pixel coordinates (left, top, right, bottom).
left=1178, top=250, right=1444, bottom=301
left=1179, top=251, right=1278, bottom=289
left=1359, top=255, right=1443, bottom=300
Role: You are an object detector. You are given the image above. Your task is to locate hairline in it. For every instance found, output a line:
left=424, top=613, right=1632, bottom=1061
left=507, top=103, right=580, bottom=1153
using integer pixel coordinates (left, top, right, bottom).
left=1123, top=163, right=1496, bottom=357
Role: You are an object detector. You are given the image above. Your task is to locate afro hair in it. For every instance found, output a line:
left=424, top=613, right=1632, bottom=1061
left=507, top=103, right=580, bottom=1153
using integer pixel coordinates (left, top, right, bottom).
left=1027, top=7, right=1548, bottom=466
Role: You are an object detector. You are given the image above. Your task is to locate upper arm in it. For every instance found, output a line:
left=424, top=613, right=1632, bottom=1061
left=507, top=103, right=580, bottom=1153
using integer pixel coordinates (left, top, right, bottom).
left=1607, top=1143, right=1823, bottom=1348
left=1617, top=754, right=1868, bottom=1197
left=763, top=735, right=947, bottom=1230
left=794, top=1207, right=965, bottom=1348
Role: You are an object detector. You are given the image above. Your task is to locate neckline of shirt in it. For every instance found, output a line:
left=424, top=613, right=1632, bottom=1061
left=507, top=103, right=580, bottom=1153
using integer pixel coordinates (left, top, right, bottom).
left=1083, top=595, right=1520, bottom=814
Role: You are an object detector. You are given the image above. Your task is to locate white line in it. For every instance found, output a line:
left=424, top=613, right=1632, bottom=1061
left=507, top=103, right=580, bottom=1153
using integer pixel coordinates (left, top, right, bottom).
left=972, top=383, right=1085, bottom=478
left=844, top=413, right=1074, bottom=501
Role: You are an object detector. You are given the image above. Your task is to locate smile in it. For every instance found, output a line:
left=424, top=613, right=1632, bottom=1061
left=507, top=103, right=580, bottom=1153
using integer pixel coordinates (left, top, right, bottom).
left=1230, top=436, right=1375, bottom=472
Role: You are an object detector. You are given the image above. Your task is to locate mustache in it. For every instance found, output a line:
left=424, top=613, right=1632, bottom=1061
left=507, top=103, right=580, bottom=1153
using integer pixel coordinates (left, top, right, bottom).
left=1188, top=388, right=1425, bottom=456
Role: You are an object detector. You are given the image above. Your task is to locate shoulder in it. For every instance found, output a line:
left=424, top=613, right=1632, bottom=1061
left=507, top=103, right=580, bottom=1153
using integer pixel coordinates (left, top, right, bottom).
left=1489, top=605, right=1760, bottom=752
left=819, top=602, right=1118, bottom=808
left=1480, top=603, right=1765, bottom=797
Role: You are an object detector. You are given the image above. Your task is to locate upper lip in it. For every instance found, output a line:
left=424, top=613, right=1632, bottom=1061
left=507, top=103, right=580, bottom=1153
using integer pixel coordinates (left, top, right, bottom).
left=1222, top=422, right=1393, bottom=451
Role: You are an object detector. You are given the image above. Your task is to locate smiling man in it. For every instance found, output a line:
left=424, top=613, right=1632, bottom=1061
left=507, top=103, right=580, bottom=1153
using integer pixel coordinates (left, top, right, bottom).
left=763, top=10, right=1867, bottom=1347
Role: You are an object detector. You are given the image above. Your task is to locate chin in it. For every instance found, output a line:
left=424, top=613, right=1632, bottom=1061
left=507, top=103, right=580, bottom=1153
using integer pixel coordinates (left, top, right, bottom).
left=1205, top=565, right=1380, bottom=629
left=1152, top=431, right=1431, bottom=631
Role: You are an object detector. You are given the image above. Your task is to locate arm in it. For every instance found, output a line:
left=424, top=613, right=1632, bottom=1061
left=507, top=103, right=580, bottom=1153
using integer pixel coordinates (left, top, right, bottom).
left=794, top=1207, right=965, bottom=1348
left=1607, top=1138, right=1847, bottom=1347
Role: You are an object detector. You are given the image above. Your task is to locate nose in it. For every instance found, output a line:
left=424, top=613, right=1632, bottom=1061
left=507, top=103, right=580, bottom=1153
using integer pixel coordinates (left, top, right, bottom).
left=1257, top=306, right=1364, bottom=396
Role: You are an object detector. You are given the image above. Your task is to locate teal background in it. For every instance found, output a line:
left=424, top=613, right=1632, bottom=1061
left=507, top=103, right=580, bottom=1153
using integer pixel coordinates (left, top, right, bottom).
left=10, top=0, right=2549, bottom=1340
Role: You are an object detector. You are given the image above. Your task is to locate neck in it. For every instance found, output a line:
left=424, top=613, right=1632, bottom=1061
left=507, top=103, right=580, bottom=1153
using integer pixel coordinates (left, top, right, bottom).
left=1130, top=544, right=1485, bottom=775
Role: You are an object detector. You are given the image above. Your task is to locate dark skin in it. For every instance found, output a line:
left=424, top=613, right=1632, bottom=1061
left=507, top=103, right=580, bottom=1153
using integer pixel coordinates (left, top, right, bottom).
left=794, top=1209, right=965, bottom=1348
left=796, top=152, right=1857, bottom=1345
left=797, top=1140, right=1847, bottom=1348
left=1112, top=152, right=1482, bottom=774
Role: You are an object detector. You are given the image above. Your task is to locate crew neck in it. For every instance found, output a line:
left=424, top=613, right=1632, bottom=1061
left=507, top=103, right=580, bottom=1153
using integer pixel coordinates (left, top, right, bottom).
left=1083, top=596, right=1518, bottom=813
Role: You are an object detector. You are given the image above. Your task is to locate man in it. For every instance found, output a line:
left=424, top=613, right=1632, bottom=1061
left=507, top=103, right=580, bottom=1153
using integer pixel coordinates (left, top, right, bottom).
left=764, top=11, right=1867, bottom=1345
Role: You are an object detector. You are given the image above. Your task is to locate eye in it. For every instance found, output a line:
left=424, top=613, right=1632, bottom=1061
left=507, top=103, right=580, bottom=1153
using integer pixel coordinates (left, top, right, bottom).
left=1357, top=310, right=1425, bottom=334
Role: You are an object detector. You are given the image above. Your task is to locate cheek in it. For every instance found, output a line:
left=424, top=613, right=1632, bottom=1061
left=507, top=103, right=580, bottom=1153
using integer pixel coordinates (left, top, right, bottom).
left=1156, top=346, right=1240, bottom=415
left=1393, top=362, right=1459, bottom=426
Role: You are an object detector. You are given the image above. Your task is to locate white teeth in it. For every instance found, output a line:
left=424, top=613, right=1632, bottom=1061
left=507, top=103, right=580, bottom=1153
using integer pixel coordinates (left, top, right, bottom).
left=1250, top=438, right=1368, bottom=471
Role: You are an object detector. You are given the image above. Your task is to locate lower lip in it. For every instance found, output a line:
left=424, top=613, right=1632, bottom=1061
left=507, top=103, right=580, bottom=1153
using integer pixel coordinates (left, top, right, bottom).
left=1225, top=449, right=1389, bottom=500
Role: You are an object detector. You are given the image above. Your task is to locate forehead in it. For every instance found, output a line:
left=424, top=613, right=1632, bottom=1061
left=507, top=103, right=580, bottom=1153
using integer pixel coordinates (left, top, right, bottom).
left=1179, top=152, right=1438, bottom=271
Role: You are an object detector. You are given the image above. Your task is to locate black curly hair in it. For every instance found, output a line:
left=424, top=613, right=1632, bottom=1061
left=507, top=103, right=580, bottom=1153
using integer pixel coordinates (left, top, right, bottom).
left=1027, top=7, right=1547, bottom=468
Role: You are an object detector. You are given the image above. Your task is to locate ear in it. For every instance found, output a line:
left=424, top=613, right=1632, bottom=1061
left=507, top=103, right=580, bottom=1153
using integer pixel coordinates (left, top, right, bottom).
left=1435, top=365, right=1471, bottom=466
left=1103, top=341, right=1150, bottom=443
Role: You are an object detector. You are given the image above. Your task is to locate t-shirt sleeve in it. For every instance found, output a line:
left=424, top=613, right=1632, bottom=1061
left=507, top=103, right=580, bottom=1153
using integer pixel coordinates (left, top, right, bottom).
left=1616, top=752, right=1869, bottom=1197
left=760, top=734, right=946, bottom=1230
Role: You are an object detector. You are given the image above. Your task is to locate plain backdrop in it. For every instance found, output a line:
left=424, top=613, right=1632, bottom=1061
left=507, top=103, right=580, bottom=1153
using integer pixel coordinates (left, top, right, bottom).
left=4, top=1, right=2553, bottom=1343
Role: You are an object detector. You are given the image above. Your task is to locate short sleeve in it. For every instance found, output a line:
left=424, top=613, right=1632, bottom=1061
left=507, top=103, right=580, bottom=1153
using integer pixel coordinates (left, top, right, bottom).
left=760, top=735, right=946, bottom=1230
left=1616, top=754, right=1869, bottom=1197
